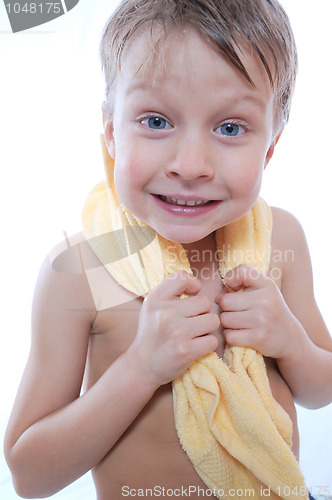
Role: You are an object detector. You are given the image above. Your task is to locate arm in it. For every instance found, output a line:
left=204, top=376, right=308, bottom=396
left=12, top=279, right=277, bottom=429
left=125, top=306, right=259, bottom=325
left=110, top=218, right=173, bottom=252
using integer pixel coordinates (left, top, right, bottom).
left=4, top=253, right=157, bottom=498
left=217, top=208, right=332, bottom=409
left=270, top=207, right=332, bottom=408
left=4, top=245, right=219, bottom=498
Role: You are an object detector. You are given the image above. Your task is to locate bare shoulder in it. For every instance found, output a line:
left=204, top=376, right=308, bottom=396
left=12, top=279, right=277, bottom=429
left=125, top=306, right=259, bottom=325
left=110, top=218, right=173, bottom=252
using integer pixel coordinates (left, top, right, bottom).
left=270, top=207, right=332, bottom=349
left=46, top=230, right=138, bottom=313
left=268, top=207, right=311, bottom=288
left=35, top=231, right=98, bottom=319
left=270, top=206, right=308, bottom=253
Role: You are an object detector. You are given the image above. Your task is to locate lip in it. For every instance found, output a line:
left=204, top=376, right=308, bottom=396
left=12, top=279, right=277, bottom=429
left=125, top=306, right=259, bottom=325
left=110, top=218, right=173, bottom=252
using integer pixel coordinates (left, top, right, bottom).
left=151, top=194, right=222, bottom=216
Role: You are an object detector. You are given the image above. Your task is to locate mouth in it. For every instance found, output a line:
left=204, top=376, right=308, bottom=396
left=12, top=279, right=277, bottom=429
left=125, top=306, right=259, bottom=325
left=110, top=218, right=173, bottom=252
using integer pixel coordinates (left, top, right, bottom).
left=157, top=195, right=214, bottom=206
left=152, top=194, right=220, bottom=216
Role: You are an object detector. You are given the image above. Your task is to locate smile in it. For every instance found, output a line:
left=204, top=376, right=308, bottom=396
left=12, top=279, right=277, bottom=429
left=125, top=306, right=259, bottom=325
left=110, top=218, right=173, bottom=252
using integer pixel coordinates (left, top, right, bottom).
left=158, top=195, right=211, bottom=206
left=152, top=194, right=221, bottom=217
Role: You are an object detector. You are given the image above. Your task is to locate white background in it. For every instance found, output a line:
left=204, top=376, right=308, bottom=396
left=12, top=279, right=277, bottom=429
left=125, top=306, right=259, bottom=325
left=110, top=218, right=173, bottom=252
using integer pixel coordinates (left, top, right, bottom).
left=0, top=0, right=331, bottom=498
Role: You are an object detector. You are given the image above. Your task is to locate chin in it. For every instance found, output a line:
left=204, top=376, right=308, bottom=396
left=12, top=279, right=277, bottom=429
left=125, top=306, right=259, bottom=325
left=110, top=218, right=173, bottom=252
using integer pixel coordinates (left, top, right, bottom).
left=156, top=227, right=212, bottom=244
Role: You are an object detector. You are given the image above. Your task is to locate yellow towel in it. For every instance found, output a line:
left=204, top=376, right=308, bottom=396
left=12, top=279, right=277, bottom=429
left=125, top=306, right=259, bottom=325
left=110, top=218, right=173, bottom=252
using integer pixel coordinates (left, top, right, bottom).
left=82, top=136, right=308, bottom=499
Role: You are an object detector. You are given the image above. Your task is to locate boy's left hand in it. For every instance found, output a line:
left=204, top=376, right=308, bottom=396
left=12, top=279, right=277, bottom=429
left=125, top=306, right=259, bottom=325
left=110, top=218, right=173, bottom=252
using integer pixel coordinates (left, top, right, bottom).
left=215, top=263, right=302, bottom=359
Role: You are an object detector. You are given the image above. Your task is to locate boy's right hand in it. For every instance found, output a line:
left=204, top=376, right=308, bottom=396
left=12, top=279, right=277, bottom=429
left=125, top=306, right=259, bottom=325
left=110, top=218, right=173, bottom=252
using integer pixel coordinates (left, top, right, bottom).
left=129, top=271, right=220, bottom=388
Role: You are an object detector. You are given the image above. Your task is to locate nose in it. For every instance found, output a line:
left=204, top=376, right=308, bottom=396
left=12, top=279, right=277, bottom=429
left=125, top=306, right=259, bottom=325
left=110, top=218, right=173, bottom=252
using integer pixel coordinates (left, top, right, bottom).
left=165, top=132, right=214, bottom=181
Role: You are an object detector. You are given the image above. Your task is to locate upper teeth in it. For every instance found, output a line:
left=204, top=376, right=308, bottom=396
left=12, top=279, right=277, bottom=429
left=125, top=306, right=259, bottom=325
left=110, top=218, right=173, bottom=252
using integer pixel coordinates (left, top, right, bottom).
left=161, top=196, right=209, bottom=206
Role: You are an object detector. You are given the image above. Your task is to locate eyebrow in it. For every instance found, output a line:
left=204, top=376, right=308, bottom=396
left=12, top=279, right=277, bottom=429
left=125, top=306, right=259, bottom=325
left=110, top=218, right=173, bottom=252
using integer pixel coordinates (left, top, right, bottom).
left=227, top=93, right=267, bottom=110
left=125, top=82, right=267, bottom=111
left=124, top=82, right=160, bottom=96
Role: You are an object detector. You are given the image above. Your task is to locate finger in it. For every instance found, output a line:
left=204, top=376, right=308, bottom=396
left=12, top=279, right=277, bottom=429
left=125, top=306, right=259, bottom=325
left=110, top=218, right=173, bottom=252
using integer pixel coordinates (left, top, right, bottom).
left=176, top=294, right=212, bottom=318
left=224, top=264, right=268, bottom=291
left=220, top=310, right=254, bottom=330
left=218, top=289, right=257, bottom=312
left=223, top=328, right=259, bottom=351
left=215, top=289, right=227, bottom=304
left=187, top=312, right=220, bottom=337
left=191, top=333, right=219, bottom=358
left=152, top=270, right=201, bottom=300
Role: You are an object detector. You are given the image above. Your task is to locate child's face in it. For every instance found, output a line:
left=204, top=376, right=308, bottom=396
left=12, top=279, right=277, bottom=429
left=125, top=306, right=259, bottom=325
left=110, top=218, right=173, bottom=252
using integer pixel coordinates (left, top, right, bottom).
left=104, top=30, right=277, bottom=244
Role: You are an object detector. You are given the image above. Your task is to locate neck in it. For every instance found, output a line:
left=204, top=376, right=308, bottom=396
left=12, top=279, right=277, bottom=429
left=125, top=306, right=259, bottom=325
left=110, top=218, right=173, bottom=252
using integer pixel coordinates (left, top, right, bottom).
left=182, top=232, right=218, bottom=272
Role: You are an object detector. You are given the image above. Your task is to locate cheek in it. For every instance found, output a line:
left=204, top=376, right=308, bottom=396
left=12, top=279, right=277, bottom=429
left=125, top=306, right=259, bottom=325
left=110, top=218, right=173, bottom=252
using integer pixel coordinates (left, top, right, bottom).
left=227, top=157, right=264, bottom=200
left=114, top=145, right=150, bottom=179
left=113, top=157, right=147, bottom=209
left=114, top=163, right=132, bottom=198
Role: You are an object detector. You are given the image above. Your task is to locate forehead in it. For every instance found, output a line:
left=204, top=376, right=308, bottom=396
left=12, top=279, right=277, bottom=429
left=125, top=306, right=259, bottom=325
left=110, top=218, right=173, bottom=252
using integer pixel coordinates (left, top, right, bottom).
left=117, top=28, right=273, bottom=104
left=118, top=28, right=186, bottom=89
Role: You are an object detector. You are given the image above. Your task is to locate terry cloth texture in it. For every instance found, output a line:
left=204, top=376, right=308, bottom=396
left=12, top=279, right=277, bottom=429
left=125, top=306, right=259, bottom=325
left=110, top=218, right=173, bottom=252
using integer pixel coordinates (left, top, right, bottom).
left=82, top=136, right=308, bottom=499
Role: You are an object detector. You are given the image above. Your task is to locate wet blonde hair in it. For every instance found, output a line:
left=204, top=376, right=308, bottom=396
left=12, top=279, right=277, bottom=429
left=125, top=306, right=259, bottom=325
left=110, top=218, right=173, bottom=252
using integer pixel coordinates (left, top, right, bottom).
left=100, top=0, right=297, bottom=129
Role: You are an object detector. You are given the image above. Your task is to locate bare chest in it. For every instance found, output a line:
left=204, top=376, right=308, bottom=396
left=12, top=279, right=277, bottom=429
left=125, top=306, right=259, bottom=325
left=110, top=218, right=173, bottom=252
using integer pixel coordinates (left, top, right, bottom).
left=83, top=256, right=298, bottom=497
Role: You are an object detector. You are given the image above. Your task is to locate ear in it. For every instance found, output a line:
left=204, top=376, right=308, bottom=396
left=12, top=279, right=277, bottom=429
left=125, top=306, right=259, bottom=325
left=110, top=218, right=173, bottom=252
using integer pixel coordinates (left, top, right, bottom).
left=102, top=101, right=116, bottom=159
left=264, top=131, right=282, bottom=169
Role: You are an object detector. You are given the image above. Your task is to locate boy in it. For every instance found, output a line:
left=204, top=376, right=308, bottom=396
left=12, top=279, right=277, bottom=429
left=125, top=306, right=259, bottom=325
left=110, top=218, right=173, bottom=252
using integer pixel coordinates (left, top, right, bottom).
left=4, top=0, right=332, bottom=498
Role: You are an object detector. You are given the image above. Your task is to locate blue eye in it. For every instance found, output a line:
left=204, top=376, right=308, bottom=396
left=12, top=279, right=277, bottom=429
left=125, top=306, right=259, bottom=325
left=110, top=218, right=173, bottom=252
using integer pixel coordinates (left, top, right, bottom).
left=216, top=123, right=244, bottom=137
left=144, top=116, right=169, bottom=129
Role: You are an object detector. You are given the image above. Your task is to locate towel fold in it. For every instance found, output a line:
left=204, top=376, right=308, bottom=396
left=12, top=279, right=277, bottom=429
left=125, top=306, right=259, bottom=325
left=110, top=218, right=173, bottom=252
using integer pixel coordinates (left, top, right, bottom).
left=82, top=136, right=308, bottom=499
